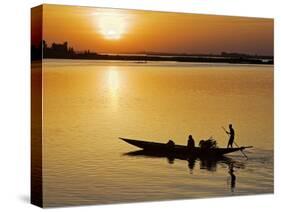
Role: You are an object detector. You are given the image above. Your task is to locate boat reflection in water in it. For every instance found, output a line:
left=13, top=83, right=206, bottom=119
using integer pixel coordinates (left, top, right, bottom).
left=123, top=150, right=245, bottom=192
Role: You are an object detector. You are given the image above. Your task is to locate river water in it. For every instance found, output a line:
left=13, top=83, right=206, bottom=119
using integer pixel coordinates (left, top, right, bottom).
left=42, top=59, right=273, bottom=207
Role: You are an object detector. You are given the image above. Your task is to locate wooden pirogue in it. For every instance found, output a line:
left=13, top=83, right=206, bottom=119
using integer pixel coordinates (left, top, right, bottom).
left=119, top=137, right=253, bottom=158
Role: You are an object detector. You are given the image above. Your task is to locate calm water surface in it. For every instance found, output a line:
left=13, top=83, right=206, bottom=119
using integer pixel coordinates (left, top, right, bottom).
left=42, top=59, right=273, bottom=207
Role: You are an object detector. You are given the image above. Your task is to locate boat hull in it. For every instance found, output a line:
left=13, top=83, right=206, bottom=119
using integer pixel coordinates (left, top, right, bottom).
left=119, top=137, right=251, bottom=158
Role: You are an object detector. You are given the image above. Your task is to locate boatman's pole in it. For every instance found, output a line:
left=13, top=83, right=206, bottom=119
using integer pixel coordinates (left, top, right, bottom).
left=221, top=126, right=248, bottom=159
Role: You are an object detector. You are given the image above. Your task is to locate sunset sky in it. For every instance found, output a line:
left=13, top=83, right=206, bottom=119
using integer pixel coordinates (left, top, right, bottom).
left=35, top=4, right=273, bottom=55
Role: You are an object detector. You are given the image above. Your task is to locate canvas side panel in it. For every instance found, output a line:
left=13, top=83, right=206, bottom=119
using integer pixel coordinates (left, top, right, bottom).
left=31, top=5, right=43, bottom=208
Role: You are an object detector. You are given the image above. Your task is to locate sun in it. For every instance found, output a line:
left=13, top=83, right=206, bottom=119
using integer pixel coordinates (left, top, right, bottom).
left=104, top=29, right=121, bottom=40
left=93, top=9, right=131, bottom=40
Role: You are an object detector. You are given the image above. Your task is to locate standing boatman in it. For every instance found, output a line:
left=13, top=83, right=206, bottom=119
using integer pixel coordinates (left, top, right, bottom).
left=225, top=124, right=235, bottom=148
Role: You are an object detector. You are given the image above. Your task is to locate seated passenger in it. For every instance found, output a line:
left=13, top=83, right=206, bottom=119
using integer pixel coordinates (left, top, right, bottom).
left=167, top=139, right=175, bottom=148
left=187, top=135, right=195, bottom=149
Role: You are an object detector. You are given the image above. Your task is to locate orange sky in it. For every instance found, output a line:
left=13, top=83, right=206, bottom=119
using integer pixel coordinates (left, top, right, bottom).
left=40, top=4, right=273, bottom=55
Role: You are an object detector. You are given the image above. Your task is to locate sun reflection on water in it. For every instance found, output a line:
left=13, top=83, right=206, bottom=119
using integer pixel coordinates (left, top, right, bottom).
left=107, top=66, right=120, bottom=110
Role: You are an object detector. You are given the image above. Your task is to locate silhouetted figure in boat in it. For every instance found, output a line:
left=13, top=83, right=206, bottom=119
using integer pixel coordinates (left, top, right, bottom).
left=226, top=124, right=235, bottom=148
left=166, top=139, right=175, bottom=149
left=228, top=163, right=236, bottom=192
left=187, top=135, right=195, bottom=149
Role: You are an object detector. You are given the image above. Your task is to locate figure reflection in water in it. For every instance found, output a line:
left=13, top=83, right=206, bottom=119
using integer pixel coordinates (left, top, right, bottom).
left=187, top=157, right=196, bottom=174
left=228, top=163, right=236, bottom=192
left=167, top=155, right=175, bottom=164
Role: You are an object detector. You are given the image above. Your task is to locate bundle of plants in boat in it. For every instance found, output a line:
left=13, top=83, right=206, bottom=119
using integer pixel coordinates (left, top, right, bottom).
left=199, top=138, right=217, bottom=149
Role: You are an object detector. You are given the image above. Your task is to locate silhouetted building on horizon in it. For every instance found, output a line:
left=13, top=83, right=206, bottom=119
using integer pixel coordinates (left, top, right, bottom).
left=31, top=40, right=98, bottom=60
left=43, top=41, right=76, bottom=58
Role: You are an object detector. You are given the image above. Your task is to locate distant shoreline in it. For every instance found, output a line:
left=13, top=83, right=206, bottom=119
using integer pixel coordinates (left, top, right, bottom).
left=39, top=54, right=273, bottom=65
left=31, top=41, right=274, bottom=65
